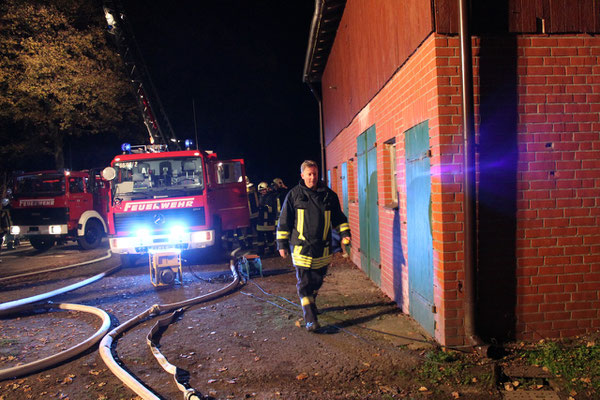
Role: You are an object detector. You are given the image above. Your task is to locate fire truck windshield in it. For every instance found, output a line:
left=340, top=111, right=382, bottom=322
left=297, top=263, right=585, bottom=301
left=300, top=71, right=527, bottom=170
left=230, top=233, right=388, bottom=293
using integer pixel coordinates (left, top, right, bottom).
left=15, top=174, right=65, bottom=196
left=113, top=157, right=204, bottom=197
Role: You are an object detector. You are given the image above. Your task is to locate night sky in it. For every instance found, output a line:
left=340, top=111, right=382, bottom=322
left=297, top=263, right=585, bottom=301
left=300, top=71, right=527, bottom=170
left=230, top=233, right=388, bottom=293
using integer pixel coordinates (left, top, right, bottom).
left=117, top=0, right=321, bottom=188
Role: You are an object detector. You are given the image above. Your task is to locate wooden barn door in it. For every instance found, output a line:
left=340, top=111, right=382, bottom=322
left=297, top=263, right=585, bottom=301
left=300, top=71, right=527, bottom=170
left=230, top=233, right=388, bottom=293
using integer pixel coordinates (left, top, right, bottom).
left=405, top=121, right=435, bottom=335
left=357, top=126, right=381, bottom=286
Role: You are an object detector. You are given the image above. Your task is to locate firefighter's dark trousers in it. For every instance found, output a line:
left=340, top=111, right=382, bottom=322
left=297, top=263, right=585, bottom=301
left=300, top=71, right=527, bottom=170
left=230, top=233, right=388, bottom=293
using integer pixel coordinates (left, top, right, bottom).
left=295, top=266, right=328, bottom=324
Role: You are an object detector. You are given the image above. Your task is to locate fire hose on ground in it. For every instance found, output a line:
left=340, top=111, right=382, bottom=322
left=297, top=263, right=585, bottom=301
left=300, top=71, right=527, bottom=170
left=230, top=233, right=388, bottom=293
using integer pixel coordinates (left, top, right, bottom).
left=0, top=302, right=111, bottom=381
left=0, top=252, right=119, bottom=381
left=99, top=257, right=243, bottom=400
left=0, top=249, right=113, bottom=284
left=0, top=247, right=245, bottom=399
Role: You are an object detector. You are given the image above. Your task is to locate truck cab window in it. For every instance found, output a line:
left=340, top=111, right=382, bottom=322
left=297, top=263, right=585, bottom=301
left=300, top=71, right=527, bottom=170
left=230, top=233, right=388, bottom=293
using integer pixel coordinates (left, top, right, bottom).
left=69, top=177, right=85, bottom=193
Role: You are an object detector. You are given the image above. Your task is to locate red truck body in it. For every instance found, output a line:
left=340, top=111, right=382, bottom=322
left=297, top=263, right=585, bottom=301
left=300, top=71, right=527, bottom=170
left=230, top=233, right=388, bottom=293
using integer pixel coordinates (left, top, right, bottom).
left=104, top=145, right=250, bottom=265
left=10, top=170, right=109, bottom=250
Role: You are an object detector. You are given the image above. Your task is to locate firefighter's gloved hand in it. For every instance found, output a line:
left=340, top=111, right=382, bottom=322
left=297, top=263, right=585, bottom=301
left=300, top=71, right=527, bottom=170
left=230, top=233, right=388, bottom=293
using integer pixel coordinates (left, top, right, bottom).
left=279, top=249, right=289, bottom=259
left=342, top=237, right=351, bottom=246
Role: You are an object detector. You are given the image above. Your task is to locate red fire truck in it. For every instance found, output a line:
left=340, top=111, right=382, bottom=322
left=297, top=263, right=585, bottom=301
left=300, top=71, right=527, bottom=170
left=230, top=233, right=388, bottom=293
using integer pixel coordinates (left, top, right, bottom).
left=101, top=143, right=251, bottom=266
left=9, top=170, right=109, bottom=250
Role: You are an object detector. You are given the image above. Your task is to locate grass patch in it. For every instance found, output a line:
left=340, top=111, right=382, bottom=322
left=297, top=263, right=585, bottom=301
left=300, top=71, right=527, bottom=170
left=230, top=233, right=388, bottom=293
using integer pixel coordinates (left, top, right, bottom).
left=416, top=348, right=484, bottom=388
left=523, top=339, right=600, bottom=394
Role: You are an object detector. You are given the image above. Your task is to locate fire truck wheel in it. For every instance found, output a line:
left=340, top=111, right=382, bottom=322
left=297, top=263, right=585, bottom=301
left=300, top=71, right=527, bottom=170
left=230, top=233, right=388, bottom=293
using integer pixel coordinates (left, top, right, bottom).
left=30, top=238, right=55, bottom=251
left=77, top=219, right=104, bottom=250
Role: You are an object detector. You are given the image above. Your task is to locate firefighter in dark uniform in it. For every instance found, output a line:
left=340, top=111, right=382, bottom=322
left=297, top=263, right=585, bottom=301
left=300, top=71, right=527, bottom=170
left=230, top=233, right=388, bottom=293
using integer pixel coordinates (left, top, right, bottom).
left=0, top=198, right=12, bottom=261
left=276, top=160, right=351, bottom=332
left=246, top=179, right=260, bottom=249
left=256, top=181, right=277, bottom=255
left=271, top=177, right=288, bottom=226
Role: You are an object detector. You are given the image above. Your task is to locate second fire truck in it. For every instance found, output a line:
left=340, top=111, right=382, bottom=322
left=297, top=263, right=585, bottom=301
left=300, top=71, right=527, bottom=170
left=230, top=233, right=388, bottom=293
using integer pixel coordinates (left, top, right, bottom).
left=9, top=170, right=109, bottom=250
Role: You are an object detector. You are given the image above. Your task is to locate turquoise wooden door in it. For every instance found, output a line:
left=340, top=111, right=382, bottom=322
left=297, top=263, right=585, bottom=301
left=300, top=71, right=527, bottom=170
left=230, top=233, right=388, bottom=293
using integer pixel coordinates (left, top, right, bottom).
left=341, top=162, right=348, bottom=216
left=405, top=121, right=434, bottom=335
left=357, top=126, right=381, bottom=286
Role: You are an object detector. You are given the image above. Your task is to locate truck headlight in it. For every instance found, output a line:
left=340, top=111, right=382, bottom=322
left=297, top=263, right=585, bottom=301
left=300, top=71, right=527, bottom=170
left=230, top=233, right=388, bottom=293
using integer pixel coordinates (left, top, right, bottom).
left=191, top=230, right=213, bottom=243
left=135, top=228, right=152, bottom=246
left=170, top=225, right=187, bottom=243
left=112, top=237, right=134, bottom=249
left=10, top=226, right=20, bottom=235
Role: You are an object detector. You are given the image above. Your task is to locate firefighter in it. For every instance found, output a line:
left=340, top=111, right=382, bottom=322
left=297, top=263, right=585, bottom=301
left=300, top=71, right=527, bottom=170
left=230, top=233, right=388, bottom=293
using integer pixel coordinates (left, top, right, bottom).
left=276, top=160, right=351, bottom=332
left=246, top=178, right=260, bottom=249
left=256, top=181, right=277, bottom=255
left=0, top=198, right=11, bottom=261
left=271, top=177, right=289, bottom=225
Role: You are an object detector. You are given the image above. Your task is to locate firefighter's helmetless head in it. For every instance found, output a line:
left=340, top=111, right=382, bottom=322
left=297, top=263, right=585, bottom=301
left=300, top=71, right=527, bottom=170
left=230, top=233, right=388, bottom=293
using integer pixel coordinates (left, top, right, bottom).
left=300, top=160, right=319, bottom=190
left=258, top=181, right=269, bottom=194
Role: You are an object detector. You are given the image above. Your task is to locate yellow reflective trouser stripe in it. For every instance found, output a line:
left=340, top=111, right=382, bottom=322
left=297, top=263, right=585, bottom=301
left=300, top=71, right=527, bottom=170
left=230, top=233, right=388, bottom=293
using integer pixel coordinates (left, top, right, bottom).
left=276, top=231, right=289, bottom=240
left=301, top=296, right=314, bottom=306
left=256, top=225, right=275, bottom=231
left=292, top=253, right=332, bottom=269
left=277, top=198, right=281, bottom=213
left=323, top=247, right=329, bottom=257
left=294, top=245, right=302, bottom=255
left=337, top=222, right=350, bottom=233
left=322, top=210, right=331, bottom=241
left=297, top=209, right=306, bottom=241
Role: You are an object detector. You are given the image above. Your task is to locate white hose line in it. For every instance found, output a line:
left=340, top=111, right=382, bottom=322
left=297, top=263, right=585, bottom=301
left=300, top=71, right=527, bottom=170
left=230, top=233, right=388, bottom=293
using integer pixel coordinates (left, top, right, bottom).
left=0, top=249, right=113, bottom=283
left=0, top=265, right=121, bottom=317
left=0, top=303, right=111, bottom=381
left=99, top=261, right=240, bottom=400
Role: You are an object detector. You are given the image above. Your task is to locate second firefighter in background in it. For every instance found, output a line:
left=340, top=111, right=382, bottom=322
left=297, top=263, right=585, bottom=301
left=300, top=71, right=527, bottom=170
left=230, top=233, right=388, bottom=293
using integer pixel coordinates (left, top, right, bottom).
left=276, top=160, right=351, bottom=332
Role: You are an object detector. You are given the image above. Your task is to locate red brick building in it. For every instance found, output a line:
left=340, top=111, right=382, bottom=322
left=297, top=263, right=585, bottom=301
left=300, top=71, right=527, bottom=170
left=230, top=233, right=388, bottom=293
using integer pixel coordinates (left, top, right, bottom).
left=303, top=0, right=600, bottom=347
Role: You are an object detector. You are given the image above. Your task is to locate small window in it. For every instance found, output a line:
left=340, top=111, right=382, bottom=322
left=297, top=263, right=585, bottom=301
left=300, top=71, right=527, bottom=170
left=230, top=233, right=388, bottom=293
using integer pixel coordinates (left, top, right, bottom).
left=217, top=162, right=243, bottom=184
left=69, top=177, right=85, bottom=194
left=384, top=139, right=398, bottom=209
left=327, top=170, right=331, bottom=188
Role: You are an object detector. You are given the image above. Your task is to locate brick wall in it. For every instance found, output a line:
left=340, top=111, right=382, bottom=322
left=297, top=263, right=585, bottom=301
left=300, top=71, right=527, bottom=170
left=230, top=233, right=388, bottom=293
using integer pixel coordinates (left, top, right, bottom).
left=511, top=35, right=600, bottom=339
left=324, top=33, right=600, bottom=346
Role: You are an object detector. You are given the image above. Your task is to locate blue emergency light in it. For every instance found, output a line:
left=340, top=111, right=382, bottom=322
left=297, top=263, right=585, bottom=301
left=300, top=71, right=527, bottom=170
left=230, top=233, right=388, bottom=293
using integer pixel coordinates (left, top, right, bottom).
left=185, top=139, right=193, bottom=150
left=121, top=143, right=131, bottom=153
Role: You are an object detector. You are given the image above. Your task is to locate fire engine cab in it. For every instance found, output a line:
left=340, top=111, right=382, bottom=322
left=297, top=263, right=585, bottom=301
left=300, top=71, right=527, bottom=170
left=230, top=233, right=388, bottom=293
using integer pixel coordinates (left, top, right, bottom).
left=102, top=143, right=251, bottom=267
left=10, top=170, right=109, bottom=250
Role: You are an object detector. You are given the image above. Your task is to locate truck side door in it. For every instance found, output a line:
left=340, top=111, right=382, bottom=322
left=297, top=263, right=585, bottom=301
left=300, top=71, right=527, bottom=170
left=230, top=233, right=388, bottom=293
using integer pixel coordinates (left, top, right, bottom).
left=67, top=175, right=91, bottom=229
left=211, top=160, right=250, bottom=230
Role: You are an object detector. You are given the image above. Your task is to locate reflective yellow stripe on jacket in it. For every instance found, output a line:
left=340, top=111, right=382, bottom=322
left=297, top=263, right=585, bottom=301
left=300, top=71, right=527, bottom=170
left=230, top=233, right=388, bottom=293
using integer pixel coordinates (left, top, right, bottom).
left=276, top=230, right=289, bottom=240
left=297, top=209, right=306, bottom=241
left=337, top=222, right=350, bottom=233
left=322, top=210, right=331, bottom=241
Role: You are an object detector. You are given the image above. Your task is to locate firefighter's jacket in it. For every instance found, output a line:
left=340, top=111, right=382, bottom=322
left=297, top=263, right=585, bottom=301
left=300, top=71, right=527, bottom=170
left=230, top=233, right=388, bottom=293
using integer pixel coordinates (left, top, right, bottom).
left=257, top=191, right=277, bottom=232
left=276, top=180, right=350, bottom=269
left=246, top=185, right=259, bottom=220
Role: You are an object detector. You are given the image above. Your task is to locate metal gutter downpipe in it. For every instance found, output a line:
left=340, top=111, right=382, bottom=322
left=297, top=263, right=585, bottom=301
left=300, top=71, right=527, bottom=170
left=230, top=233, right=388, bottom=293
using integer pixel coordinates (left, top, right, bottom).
left=458, top=0, right=485, bottom=352
left=307, top=82, right=327, bottom=183
left=304, top=0, right=327, bottom=181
